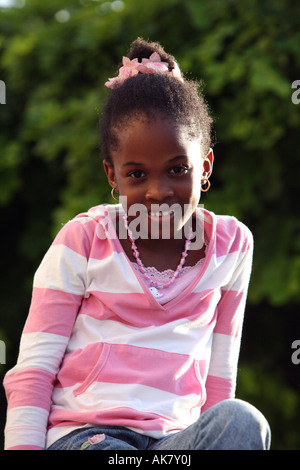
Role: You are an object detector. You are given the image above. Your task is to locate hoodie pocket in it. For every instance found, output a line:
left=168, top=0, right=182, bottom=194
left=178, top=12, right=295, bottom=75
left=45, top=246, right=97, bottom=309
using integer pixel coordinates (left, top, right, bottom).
left=73, top=342, right=111, bottom=397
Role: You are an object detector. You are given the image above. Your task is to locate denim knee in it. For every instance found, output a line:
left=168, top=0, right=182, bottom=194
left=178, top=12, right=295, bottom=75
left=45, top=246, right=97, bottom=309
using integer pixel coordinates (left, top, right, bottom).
left=152, top=399, right=271, bottom=450
left=209, top=399, right=271, bottom=450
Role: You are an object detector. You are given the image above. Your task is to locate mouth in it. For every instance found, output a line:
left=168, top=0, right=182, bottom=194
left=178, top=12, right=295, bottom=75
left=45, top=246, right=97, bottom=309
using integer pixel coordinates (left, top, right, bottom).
left=147, top=203, right=181, bottom=218
left=148, top=209, right=175, bottom=218
left=147, top=208, right=178, bottom=238
left=125, top=203, right=188, bottom=239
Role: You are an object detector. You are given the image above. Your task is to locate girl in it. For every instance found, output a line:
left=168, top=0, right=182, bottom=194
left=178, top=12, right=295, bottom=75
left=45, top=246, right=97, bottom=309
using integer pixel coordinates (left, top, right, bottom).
left=4, top=38, right=270, bottom=450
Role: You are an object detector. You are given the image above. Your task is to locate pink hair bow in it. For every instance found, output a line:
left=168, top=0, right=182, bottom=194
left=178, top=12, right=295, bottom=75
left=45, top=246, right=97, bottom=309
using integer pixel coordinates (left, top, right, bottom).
left=105, top=52, right=182, bottom=89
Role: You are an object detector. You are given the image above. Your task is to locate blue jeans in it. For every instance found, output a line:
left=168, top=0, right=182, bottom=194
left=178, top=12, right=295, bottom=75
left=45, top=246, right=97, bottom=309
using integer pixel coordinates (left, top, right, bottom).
left=47, top=399, right=271, bottom=450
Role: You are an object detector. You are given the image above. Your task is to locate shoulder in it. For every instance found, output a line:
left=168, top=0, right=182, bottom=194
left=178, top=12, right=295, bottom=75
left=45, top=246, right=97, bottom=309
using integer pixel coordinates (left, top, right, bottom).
left=57, top=203, right=122, bottom=233
left=216, top=214, right=253, bottom=247
left=53, top=204, right=122, bottom=256
left=198, top=207, right=253, bottom=256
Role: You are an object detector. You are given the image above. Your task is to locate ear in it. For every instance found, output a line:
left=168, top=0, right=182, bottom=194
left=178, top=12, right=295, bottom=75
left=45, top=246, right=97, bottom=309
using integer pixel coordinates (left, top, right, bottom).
left=203, top=148, right=214, bottom=177
left=103, top=160, right=117, bottom=188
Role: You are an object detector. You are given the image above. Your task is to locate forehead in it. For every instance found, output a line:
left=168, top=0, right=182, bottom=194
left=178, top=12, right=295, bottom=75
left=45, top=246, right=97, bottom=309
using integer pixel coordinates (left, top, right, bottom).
left=113, top=115, right=202, bottom=159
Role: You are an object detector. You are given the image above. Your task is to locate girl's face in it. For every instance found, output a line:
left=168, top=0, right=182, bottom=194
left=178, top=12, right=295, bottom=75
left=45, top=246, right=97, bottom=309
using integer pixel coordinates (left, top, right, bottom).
left=103, top=115, right=213, bottom=239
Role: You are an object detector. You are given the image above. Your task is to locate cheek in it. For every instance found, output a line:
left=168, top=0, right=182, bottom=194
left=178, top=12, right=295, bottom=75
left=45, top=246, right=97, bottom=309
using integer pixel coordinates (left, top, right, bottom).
left=119, top=188, right=145, bottom=215
left=188, top=171, right=202, bottom=203
left=192, top=161, right=204, bottom=198
left=193, top=182, right=202, bottom=202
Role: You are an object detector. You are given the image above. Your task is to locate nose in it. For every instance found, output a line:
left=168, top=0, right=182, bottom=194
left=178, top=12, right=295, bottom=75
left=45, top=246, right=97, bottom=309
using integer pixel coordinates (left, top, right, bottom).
left=145, top=177, right=174, bottom=202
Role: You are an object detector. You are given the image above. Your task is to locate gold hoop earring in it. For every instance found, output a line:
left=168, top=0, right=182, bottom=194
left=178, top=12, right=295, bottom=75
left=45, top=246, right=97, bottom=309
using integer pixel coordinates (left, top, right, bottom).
left=111, top=187, right=119, bottom=201
left=201, top=178, right=211, bottom=192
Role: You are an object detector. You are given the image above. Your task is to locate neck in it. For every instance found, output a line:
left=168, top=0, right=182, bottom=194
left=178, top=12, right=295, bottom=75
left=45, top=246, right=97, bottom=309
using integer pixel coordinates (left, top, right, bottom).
left=134, top=230, right=188, bottom=253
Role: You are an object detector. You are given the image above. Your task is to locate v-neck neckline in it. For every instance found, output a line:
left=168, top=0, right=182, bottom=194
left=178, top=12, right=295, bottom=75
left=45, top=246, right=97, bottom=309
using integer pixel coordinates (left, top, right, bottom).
left=103, top=204, right=215, bottom=312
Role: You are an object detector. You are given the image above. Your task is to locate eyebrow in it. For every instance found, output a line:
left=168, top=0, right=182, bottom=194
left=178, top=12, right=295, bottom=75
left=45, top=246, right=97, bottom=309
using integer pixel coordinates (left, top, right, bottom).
left=121, top=161, right=143, bottom=168
left=121, top=155, right=188, bottom=168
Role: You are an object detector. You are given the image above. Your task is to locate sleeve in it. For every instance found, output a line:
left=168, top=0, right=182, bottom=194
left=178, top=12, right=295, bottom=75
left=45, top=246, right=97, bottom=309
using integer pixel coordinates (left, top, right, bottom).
left=202, top=220, right=254, bottom=413
left=3, top=218, right=92, bottom=450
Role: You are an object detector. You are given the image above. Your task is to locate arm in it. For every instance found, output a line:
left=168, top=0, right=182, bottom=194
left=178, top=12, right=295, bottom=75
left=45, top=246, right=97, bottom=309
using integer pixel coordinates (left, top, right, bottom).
left=3, top=218, right=91, bottom=449
left=202, top=222, right=253, bottom=412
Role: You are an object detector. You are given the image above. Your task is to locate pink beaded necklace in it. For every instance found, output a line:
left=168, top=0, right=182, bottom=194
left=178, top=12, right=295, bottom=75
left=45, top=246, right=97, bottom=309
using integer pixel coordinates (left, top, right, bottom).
left=123, top=213, right=193, bottom=296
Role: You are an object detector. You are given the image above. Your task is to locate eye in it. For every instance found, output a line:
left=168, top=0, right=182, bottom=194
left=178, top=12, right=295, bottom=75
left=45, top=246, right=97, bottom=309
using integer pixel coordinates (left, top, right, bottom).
left=169, top=165, right=189, bottom=175
left=128, top=170, right=146, bottom=179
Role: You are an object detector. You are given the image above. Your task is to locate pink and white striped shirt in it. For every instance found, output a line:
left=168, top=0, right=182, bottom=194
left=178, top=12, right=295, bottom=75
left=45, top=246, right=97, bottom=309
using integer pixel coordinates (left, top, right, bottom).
left=3, top=204, right=253, bottom=450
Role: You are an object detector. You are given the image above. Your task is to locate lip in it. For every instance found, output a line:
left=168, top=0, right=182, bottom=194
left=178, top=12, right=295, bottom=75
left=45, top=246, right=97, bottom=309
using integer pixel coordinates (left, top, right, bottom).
left=147, top=211, right=177, bottom=238
left=147, top=214, right=175, bottom=230
left=148, top=209, right=175, bottom=218
left=147, top=211, right=175, bottom=240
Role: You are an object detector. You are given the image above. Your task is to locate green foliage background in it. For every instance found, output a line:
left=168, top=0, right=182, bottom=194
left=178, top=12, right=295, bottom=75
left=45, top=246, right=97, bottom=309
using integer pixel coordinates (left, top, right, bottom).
left=0, top=0, right=299, bottom=449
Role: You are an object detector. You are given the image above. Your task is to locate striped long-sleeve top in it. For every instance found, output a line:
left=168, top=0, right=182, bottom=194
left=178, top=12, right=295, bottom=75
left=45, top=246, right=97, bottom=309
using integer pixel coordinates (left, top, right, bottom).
left=3, top=204, right=253, bottom=450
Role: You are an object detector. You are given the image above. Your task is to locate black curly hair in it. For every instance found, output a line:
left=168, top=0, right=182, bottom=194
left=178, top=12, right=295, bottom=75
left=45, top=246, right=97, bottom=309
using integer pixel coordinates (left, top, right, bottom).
left=100, top=38, right=213, bottom=165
